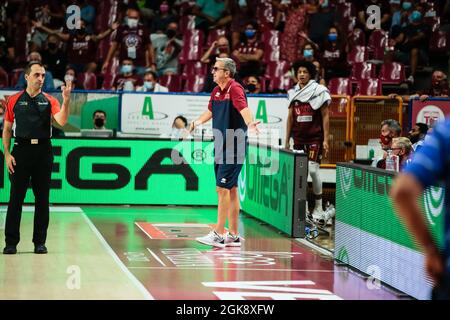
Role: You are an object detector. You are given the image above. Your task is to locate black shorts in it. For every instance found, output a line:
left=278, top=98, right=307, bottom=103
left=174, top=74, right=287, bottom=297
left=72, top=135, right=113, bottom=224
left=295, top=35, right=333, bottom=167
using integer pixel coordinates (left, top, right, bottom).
left=294, top=143, right=323, bottom=163
left=214, top=163, right=243, bottom=190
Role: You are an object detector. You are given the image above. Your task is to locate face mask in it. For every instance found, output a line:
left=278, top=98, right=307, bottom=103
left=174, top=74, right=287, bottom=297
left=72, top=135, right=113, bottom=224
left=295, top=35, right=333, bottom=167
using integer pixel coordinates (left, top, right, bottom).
left=239, top=0, right=247, bottom=7
left=217, top=45, right=229, bottom=54
left=247, top=83, right=256, bottom=92
left=121, top=65, right=133, bottom=74
left=127, top=18, right=139, bottom=28
left=48, top=43, right=57, bottom=50
left=408, top=133, right=419, bottom=144
left=409, top=11, right=422, bottom=23
left=166, top=29, right=176, bottom=39
left=380, top=133, right=393, bottom=147
left=402, top=2, right=412, bottom=11
left=64, top=74, right=74, bottom=82
left=95, top=118, right=105, bottom=128
left=160, top=4, right=169, bottom=13
left=245, top=29, right=256, bottom=38
left=144, top=81, right=154, bottom=90
left=0, top=117, right=3, bottom=127
left=321, top=0, right=329, bottom=8
left=328, top=33, right=338, bottom=42
left=303, top=49, right=313, bottom=58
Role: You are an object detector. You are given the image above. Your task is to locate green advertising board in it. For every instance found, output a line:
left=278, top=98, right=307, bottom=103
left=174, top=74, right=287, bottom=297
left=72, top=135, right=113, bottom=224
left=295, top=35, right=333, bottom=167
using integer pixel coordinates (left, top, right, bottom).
left=335, top=163, right=445, bottom=300
left=239, top=145, right=308, bottom=236
left=0, top=139, right=217, bottom=205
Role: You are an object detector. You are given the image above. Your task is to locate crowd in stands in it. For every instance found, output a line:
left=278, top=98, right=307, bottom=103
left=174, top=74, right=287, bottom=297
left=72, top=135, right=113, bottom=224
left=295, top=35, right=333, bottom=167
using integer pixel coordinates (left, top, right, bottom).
left=0, top=0, right=449, bottom=97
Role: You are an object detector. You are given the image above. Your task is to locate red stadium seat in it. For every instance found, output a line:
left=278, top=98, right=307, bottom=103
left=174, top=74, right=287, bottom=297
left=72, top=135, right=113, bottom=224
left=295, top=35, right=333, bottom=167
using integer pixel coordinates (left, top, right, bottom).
left=179, top=29, right=204, bottom=64
left=256, top=1, right=274, bottom=31
left=368, top=29, right=388, bottom=60
left=347, top=46, right=369, bottom=64
left=101, top=72, right=116, bottom=90
left=350, top=62, right=376, bottom=83
left=429, top=31, right=450, bottom=54
left=261, top=30, right=280, bottom=47
left=205, top=28, right=227, bottom=48
left=356, top=78, right=382, bottom=96
left=181, top=61, right=208, bottom=78
left=267, top=75, right=293, bottom=93
left=79, top=72, right=98, bottom=90
left=336, top=2, right=356, bottom=20
left=179, top=15, right=196, bottom=34
left=348, top=28, right=366, bottom=47
left=379, top=62, right=406, bottom=85
left=183, top=74, right=206, bottom=93
left=264, top=60, right=290, bottom=78
left=328, top=77, right=351, bottom=95
left=263, top=45, right=280, bottom=63
left=160, top=74, right=182, bottom=92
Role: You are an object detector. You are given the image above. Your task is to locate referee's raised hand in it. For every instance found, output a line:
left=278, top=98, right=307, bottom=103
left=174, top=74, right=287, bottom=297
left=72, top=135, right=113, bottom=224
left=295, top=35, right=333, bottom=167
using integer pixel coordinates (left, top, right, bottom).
left=61, top=80, right=72, bottom=101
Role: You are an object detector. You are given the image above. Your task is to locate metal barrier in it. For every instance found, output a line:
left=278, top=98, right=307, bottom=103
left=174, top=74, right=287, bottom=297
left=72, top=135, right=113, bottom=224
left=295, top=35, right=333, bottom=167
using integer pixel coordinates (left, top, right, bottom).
left=349, top=96, right=403, bottom=159
left=321, top=95, right=351, bottom=168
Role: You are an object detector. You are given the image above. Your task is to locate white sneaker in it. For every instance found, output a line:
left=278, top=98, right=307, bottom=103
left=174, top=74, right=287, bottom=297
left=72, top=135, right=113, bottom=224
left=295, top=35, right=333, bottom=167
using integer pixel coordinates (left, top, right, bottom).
left=196, top=230, right=225, bottom=248
left=225, top=233, right=242, bottom=247
left=315, top=205, right=336, bottom=227
left=312, top=207, right=325, bottom=225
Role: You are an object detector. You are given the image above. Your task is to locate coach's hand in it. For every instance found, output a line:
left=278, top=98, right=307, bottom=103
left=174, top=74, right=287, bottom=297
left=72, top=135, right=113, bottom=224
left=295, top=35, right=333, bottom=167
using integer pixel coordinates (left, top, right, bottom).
left=189, top=120, right=199, bottom=133
left=5, top=153, right=16, bottom=174
left=247, top=121, right=260, bottom=135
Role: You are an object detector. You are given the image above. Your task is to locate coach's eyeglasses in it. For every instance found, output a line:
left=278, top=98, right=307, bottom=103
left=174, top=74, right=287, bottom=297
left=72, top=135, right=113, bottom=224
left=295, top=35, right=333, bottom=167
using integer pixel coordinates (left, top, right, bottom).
left=211, top=67, right=227, bottom=73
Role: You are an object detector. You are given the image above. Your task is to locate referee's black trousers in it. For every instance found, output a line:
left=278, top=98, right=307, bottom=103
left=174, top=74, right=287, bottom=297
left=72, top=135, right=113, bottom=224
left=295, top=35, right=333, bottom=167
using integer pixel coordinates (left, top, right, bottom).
left=5, top=142, right=53, bottom=246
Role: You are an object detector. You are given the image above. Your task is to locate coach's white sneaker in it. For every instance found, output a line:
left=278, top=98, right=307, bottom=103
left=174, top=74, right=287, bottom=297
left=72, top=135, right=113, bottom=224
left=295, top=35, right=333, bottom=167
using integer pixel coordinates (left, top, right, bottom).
left=196, top=230, right=226, bottom=248
left=225, top=233, right=242, bottom=247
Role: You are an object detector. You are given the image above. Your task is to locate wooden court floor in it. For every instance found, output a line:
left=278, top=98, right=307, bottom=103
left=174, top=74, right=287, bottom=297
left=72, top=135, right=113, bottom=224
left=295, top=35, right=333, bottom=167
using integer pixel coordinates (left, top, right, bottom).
left=0, top=206, right=409, bottom=300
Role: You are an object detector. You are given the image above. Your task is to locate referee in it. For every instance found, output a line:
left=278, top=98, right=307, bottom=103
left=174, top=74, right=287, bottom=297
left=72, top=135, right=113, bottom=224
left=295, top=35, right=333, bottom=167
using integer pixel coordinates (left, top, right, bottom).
left=2, top=62, right=71, bottom=254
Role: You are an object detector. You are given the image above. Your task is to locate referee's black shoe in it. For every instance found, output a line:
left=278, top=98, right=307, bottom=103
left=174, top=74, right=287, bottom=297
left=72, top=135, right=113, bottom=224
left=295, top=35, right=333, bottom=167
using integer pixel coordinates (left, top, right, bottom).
left=34, top=244, right=48, bottom=254
left=3, top=245, right=17, bottom=254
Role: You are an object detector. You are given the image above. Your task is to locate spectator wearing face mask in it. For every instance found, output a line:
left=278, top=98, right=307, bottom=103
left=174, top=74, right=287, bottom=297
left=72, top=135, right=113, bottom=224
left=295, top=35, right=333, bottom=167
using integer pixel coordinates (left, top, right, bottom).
left=39, top=35, right=67, bottom=81
left=245, top=75, right=262, bottom=94
left=154, top=22, right=183, bottom=76
left=321, top=26, right=350, bottom=81
left=33, top=19, right=119, bottom=74
left=59, top=66, right=83, bottom=90
left=102, top=8, right=155, bottom=76
left=112, top=59, right=143, bottom=91
left=390, top=9, right=431, bottom=84
left=151, top=1, right=178, bottom=34
left=137, top=70, right=169, bottom=92
left=372, top=119, right=402, bottom=169
left=93, top=110, right=107, bottom=130
left=232, top=22, right=264, bottom=78
left=408, top=122, right=428, bottom=151
left=15, top=52, right=55, bottom=90
left=307, top=0, right=337, bottom=46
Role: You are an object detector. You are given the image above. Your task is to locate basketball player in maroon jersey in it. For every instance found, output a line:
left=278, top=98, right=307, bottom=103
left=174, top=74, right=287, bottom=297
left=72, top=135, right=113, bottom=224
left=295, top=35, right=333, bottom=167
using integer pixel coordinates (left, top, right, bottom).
left=285, top=61, right=331, bottom=224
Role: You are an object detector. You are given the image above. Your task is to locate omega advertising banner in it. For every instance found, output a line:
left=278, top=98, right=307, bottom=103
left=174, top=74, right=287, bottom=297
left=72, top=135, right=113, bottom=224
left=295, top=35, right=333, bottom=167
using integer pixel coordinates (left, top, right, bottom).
left=0, top=139, right=218, bottom=205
